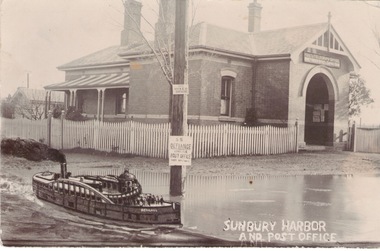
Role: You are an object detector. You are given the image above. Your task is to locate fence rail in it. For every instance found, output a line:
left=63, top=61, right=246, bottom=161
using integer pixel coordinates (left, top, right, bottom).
left=1, top=118, right=298, bottom=158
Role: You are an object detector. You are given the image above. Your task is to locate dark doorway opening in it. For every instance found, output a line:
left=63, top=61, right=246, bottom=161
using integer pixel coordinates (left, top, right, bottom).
left=305, top=75, right=335, bottom=146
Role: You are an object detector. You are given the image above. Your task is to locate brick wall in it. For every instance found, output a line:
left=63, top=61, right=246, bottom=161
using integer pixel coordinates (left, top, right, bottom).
left=188, top=59, right=203, bottom=117
left=128, top=54, right=252, bottom=124
left=195, top=55, right=253, bottom=122
left=253, top=60, right=290, bottom=123
left=128, top=60, right=169, bottom=117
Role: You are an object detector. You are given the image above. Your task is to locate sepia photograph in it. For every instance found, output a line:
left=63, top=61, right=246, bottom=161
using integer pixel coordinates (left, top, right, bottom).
left=1, top=0, right=380, bottom=248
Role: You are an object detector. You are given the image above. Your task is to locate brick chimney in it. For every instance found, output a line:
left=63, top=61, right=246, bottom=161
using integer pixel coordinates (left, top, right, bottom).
left=154, top=0, right=175, bottom=46
left=121, top=0, right=142, bottom=46
left=248, top=0, right=262, bottom=33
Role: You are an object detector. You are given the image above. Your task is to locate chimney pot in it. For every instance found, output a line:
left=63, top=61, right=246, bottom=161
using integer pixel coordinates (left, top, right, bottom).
left=155, top=0, right=175, bottom=46
left=248, top=0, right=262, bottom=33
left=121, top=0, right=143, bottom=46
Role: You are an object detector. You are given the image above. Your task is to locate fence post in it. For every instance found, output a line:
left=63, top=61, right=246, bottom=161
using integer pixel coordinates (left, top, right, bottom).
left=265, top=126, right=269, bottom=155
left=130, top=121, right=135, bottom=154
left=47, top=110, right=52, bottom=147
left=223, top=124, right=228, bottom=156
left=347, top=120, right=351, bottom=150
left=60, top=110, right=65, bottom=149
left=93, top=120, right=99, bottom=150
left=352, top=121, right=357, bottom=152
left=295, top=118, right=299, bottom=153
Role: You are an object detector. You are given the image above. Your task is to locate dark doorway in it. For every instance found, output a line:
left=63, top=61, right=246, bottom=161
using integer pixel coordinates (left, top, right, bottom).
left=305, top=75, right=335, bottom=146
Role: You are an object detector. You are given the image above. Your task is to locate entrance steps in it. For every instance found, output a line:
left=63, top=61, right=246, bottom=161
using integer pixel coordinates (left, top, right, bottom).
left=300, top=144, right=346, bottom=152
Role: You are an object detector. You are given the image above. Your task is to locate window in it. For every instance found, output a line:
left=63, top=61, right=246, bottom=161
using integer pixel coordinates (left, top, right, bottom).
left=220, top=77, right=233, bottom=116
left=116, top=90, right=129, bottom=114
left=312, top=104, right=329, bottom=123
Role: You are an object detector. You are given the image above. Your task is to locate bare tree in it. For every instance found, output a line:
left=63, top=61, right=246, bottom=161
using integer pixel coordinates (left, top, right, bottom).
left=372, top=23, right=380, bottom=54
left=14, top=97, right=45, bottom=120
left=122, top=0, right=201, bottom=120
left=361, top=1, right=380, bottom=70
left=123, top=1, right=173, bottom=84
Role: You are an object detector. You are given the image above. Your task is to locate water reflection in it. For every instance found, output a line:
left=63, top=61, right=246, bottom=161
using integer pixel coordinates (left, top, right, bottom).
left=131, top=170, right=380, bottom=244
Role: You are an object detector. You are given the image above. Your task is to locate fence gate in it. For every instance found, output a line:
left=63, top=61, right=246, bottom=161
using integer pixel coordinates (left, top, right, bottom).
left=354, top=127, right=380, bottom=154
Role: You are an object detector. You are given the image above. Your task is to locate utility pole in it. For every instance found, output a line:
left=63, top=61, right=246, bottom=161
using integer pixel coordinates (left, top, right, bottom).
left=170, top=0, right=189, bottom=196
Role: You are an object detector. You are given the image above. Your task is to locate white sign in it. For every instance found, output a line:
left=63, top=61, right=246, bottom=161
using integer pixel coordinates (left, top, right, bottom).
left=172, top=85, right=189, bottom=95
left=304, top=52, right=340, bottom=68
left=169, top=136, right=193, bottom=166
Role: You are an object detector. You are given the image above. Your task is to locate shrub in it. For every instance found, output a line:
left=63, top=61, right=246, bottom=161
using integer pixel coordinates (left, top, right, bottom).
left=65, top=106, right=86, bottom=121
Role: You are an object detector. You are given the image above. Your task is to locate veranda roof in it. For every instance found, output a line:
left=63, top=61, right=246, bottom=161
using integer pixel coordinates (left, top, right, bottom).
left=44, top=73, right=129, bottom=91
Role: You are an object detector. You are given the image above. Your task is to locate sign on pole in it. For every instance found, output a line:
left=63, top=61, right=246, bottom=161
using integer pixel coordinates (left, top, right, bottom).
left=169, top=136, right=193, bottom=166
left=172, top=84, right=189, bottom=95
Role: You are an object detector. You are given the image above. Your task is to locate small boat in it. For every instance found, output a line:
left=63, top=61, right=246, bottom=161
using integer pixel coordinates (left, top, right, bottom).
left=32, top=163, right=181, bottom=225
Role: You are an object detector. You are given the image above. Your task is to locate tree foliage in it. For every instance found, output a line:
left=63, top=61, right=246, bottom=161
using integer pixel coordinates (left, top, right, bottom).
left=349, top=74, right=374, bottom=117
left=52, top=104, right=64, bottom=118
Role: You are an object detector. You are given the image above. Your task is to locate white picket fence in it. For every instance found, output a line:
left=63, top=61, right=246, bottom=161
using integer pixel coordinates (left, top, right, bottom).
left=1, top=118, right=298, bottom=158
left=188, top=123, right=298, bottom=158
left=1, top=118, right=47, bottom=143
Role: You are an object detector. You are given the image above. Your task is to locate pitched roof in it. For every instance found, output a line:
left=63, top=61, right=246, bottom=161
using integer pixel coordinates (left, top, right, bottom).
left=59, top=21, right=346, bottom=69
left=120, top=22, right=329, bottom=57
left=190, top=22, right=253, bottom=55
left=251, top=22, right=327, bottom=56
left=12, top=87, right=64, bottom=103
left=58, top=46, right=128, bottom=70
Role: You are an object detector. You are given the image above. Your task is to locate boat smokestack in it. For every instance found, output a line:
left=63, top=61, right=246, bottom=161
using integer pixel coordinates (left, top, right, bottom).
left=61, top=163, right=67, bottom=178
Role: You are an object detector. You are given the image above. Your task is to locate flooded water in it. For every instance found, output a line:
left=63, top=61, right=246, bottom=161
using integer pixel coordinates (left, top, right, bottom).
left=138, top=171, right=380, bottom=246
left=2, top=170, right=380, bottom=247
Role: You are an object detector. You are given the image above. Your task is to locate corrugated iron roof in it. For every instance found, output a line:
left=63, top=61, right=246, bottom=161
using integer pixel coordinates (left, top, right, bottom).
left=45, top=73, right=129, bottom=90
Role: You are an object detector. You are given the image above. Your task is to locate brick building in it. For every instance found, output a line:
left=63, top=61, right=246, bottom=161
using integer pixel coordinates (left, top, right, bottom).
left=45, top=0, right=360, bottom=146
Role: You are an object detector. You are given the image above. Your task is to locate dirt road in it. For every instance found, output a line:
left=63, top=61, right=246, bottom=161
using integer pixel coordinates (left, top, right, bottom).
left=2, top=150, right=380, bottom=179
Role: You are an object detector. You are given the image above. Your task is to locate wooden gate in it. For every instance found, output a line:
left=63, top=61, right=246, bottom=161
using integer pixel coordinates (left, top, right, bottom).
left=353, top=126, right=380, bottom=154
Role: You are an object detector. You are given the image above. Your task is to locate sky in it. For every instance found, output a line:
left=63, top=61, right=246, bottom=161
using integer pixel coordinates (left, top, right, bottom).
left=1, top=0, right=380, bottom=124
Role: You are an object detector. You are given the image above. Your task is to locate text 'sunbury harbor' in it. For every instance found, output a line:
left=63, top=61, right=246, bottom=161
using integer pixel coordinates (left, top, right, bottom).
left=223, top=219, right=337, bottom=243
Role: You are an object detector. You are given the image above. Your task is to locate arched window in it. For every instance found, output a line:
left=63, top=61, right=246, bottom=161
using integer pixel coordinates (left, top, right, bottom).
left=220, top=77, right=234, bottom=116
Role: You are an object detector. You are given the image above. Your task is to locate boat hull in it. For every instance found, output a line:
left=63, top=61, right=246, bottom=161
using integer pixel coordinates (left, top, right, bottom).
left=32, top=178, right=181, bottom=225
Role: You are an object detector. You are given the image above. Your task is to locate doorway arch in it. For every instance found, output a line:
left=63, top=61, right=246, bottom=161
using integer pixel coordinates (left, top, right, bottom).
left=304, top=73, right=336, bottom=146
